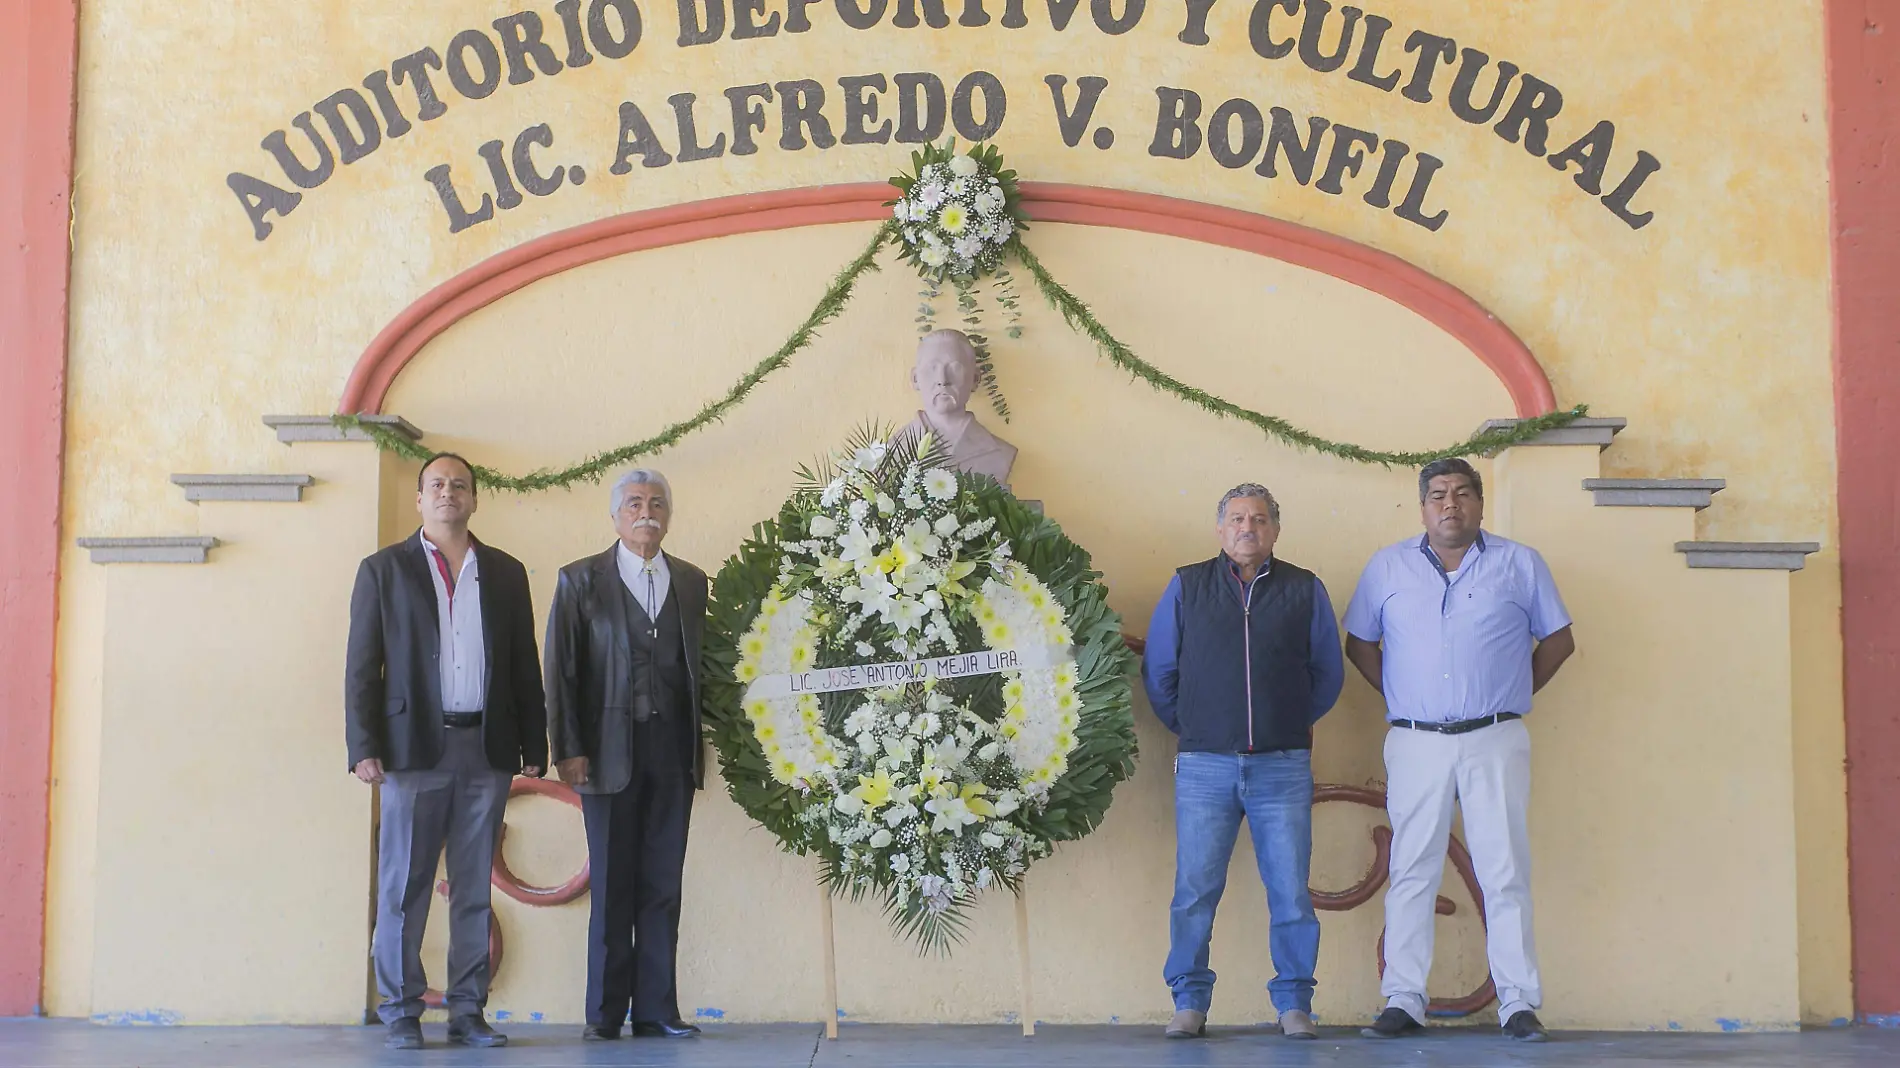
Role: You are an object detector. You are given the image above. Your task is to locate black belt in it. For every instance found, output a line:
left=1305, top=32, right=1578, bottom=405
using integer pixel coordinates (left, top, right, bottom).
left=1391, top=712, right=1520, bottom=735
left=442, top=711, right=484, bottom=729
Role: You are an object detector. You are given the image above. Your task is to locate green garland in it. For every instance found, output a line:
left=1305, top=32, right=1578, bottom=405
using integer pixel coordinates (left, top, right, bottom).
left=1010, top=243, right=1587, bottom=466
left=337, top=159, right=1586, bottom=486
left=333, top=221, right=896, bottom=491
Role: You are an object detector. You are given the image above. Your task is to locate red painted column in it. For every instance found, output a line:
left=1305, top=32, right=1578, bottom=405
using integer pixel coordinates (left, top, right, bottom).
left=0, top=0, right=78, bottom=1017
left=1829, top=0, right=1900, bottom=1022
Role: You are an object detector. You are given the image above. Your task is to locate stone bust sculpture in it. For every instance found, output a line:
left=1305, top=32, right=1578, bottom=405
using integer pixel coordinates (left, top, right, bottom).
left=897, top=329, right=1017, bottom=488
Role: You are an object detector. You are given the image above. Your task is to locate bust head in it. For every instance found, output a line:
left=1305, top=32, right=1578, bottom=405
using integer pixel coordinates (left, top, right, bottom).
left=911, top=329, right=979, bottom=421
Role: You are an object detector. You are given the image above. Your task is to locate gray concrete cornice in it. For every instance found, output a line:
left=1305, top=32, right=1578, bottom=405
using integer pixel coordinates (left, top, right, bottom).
left=263, top=414, right=422, bottom=444
left=1476, top=416, right=1628, bottom=450
left=1676, top=541, right=1822, bottom=571
left=75, top=537, right=220, bottom=564
left=1583, top=478, right=1726, bottom=509
left=171, top=474, right=316, bottom=502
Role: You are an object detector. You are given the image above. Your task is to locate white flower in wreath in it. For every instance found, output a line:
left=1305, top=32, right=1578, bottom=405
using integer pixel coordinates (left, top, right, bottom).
left=846, top=701, right=879, bottom=734
left=917, top=181, right=946, bottom=209
left=974, top=190, right=1003, bottom=215
left=937, top=203, right=969, bottom=234
left=898, top=518, right=942, bottom=557
left=860, top=583, right=897, bottom=620
left=949, top=177, right=969, bottom=195
left=948, top=152, right=982, bottom=178
left=836, top=523, right=878, bottom=568
left=868, top=828, right=893, bottom=849
left=993, top=217, right=1015, bottom=241
left=888, top=596, right=928, bottom=634
left=919, top=245, right=948, bottom=268
left=924, top=794, right=979, bottom=833
left=952, top=235, right=983, bottom=260
left=929, top=735, right=969, bottom=768
left=854, top=442, right=888, bottom=469
left=809, top=514, right=838, bottom=537
left=893, top=200, right=911, bottom=222
left=848, top=499, right=871, bottom=522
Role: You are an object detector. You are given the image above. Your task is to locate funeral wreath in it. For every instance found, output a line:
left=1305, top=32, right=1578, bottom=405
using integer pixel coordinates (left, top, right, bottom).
left=703, top=430, right=1139, bottom=950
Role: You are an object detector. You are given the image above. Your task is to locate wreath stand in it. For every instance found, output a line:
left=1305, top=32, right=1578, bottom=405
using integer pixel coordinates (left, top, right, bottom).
left=818, top=875, right=1036, bottom=1039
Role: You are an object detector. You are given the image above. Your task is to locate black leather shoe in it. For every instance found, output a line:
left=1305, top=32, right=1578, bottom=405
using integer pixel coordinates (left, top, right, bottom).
left=1361, top=1007, right=1426, bottom=1039
left=1503, top=1010, right=1549, bottom=1042
left=632, top=1019, right=702, bottom=1038
left=384, top=1017, right=423, bottom=1050
left=581, top=1024, right=621, bottom=1041
left=447, top=1014, right=509, bottom=1048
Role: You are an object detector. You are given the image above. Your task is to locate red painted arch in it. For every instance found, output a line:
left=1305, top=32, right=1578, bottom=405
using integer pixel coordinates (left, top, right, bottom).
left=338, top=182, right=1557, bottom=417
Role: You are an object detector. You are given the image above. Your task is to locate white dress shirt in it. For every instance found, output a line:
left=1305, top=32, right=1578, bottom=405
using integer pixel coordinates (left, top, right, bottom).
left=616, top=542, right=671, bottom=635
left=420, top=532, right=487, bottom=713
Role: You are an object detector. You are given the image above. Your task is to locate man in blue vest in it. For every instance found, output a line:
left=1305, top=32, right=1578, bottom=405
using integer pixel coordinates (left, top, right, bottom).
left=1142, top=483, right=1345, bottom=1041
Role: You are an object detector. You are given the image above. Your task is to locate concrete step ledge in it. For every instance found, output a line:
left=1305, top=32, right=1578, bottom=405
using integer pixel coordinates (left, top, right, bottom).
left=1476, top=416, right=1628, bottom=450
left=1584, top=478, right=1726, bottom=509
left=171, top=474, right=315, bottom=502
left=75, top=537, right=220, bottom=564
left=264, top=414, right=422, bottom=444
left=1676, top=541, right=1821, bottom=571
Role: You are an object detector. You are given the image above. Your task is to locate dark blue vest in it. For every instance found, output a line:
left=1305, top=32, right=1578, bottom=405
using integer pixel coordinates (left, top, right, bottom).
left=1174, top=555, right=1316, bottom=753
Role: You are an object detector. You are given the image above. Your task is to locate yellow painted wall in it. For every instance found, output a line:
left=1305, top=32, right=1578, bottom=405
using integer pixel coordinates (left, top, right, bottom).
left=47, top=0, right=1849, bottom=1030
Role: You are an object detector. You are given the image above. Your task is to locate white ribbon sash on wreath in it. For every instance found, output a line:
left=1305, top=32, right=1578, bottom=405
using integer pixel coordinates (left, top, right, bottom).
left=746, top=645, right=1073, bottom=701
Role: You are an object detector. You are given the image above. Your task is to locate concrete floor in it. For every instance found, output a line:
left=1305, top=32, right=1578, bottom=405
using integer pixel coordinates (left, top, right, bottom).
left=2, top=1020, right=1897, bottom=1068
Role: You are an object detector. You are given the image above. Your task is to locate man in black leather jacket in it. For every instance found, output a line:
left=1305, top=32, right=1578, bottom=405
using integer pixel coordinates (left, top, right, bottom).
left=546, top=468, right=707, bottom=1041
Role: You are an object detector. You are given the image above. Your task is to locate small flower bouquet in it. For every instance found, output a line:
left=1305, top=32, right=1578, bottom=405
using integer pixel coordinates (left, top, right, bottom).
left=889, top=140, right=1029, bottom=282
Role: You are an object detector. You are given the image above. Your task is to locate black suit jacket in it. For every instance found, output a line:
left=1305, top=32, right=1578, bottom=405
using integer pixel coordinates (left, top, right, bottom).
left=545, top=545, right=709, bottom=793
left=345, top=531, right=549, bottom=773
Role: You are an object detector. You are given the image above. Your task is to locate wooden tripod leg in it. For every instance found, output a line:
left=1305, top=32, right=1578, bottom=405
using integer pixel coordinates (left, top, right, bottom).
left=1015, top=881, right=1034, bottom=1037
left=821, top=886, right=840, bottom=1040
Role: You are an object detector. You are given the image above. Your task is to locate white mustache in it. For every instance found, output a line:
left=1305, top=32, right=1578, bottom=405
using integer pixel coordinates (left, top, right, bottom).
left=632, top=518, right=663, bottom=530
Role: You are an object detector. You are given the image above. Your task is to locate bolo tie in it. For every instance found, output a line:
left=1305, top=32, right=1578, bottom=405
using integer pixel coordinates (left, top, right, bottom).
left=645, top=564, right=660, bottom=640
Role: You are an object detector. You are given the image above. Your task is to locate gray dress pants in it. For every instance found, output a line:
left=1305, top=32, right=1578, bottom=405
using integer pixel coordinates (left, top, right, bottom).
left=372, top=726, right=511, bottom=1022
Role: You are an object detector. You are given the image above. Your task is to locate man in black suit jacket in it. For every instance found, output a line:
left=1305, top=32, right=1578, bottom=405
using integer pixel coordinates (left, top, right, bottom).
left=346, top=452, right=547, bottom=1051
left=546, top=468, right=707, bottom=1041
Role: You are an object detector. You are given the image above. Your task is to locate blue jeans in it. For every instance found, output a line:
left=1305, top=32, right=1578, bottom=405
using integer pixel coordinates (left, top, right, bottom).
left=1165, top=750, right=1319, bottom=1015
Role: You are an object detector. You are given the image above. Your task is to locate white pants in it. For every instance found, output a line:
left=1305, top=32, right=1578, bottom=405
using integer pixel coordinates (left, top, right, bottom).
left=1381, top=718, right=1539, bottom=1026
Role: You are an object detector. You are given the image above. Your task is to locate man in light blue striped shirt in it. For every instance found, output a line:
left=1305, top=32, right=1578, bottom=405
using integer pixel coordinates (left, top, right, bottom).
left=1344, top=458, right=1575, bottom=1043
